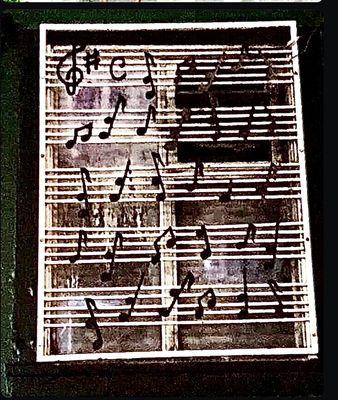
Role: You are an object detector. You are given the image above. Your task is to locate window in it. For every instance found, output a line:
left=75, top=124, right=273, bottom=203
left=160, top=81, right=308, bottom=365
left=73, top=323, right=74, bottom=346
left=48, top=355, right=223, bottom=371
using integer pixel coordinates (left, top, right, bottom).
left=38, top=21, right=318, bottom=362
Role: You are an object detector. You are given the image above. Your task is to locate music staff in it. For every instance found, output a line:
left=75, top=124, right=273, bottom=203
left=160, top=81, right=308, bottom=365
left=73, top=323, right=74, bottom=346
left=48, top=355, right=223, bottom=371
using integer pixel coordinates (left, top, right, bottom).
left=118, top=270, right=146, bottom=322
left=137, top=104, right=156, bottom=136
left=151, top=152, right=166, bottom=201
left=84, top=297, right=103, bottom=351
left=151, top=226, right=176, bottom=265
left=101, top=232, right=123, bottom=282
left=195, top=288, right=217, bottom=319
left=66, top=122, right=93, bottom=149
left=99, top=94, right=127, bottom=140
left=158, top=272, right=195, bottom=317
left=77, top=167, right=92, bottom=219
left=143, top=52, right=156, bottom=100
left=109, top=159, right=132, bottom=202
left=196, top=224, right=212, bottom=260
left=235, top=223, right=257, bottom=249
left=69, top=229, right=88, bottom=263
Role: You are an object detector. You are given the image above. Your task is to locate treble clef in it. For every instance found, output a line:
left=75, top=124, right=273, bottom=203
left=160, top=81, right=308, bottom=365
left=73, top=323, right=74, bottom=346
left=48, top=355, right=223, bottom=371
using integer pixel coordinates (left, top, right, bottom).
left=56, top=44, right=85, bottom=96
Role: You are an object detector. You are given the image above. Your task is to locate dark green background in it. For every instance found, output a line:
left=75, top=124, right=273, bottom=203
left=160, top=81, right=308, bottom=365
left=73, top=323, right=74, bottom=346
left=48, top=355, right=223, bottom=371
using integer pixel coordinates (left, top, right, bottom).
left=1, top=8, right=323, bottom=398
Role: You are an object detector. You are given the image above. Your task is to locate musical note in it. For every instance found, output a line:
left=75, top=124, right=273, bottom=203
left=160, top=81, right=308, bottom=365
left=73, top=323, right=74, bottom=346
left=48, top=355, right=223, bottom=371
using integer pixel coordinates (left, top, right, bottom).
left=83, top=48, right=100, bottom=74
left=267, top=107, right=277, bottom=134
left=174, top=55, right=197, bottom=85
left=239, top=106, right=254, bottom=141
left=219, top=178, right=233, bottom=202
left=101, top=232, right=123, bottom=282
left=66, top=122, right=93, bottom=149
left=267, top=279, right=286, bottom=317
left=118, top=270, right=146, bottom=322
left=198, top=51, right=227, bottom=93
left=183, top=160, right=204, bottom=192
left=109, top=159, right=132, bottom=202
left=208, top=92, right=222, bottom=142
left=151, top=152, right=166, bottom=202
left=235, top=223, right=257, bottom=249
left=264, top=218, right=281, bottom=270
left=137, top=104, right=156, bottom=136
left=230, top=44, right=250, bottom=72
left=109, top=56, right=127, bottom=81
left=151, top=226, right=176, bottom=265
left=164, top=107, right=192, bottom=151
left=196, top=224, right=212, bottom=260
left=158, top=272, right=195, bottom=317
left=143, top=52, right=156, bottom=100
left=56, top=44, right=85, bottom=96
left=69, top=229, right=88, bottom=263
left=84, top=298, right=103, bottom=351
left=238, top=264, right=249, bottom=319
left=257, top=161, right=278, bottom=199
left=195, top=288, right=217, bottom=319
left=77, top=167, right=92, bottom=219
left=99, top=94, right=127, bottom=140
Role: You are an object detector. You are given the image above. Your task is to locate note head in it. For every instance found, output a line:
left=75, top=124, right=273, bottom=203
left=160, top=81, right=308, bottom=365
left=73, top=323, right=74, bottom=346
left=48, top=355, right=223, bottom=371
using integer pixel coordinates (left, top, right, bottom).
left=164, top=141, right=177, bottom=152
left=195, top=307, right=204, bottom=319
left=169, top=288, right=181, bottom=298
left=184, top=183, right=195, bottom=192
left=109, top=193, right=121, bottom=202
left=104, top=250, right=113, bottom=260
left=265, top=244, right=275, bottom=254
left=100, top=270, right=112, bottom=282
left=145, top=90, right=155, bottom=100
left=85, top=317, right=96, bottom=330
left=238, top=309, right=249, bottom=319
left=66, top=139, right=75, bottom=149
left=158, top=308, right=170, bottom=318
left=93, top=338, right=103, bottom=351
left=207, top=297, right=217, bottom=309
left=151, top=253, right=160, bottom=265
left=219, top=192, right=231, bottom=203
left=275, top=305, right=285, bottom=318
left=136, top=127, right=146, bottom=136
left=151, top=176, right=160, bottom=186
left=98, top=131, right=110, bottom=140
left=115, top=177, right=123, bottom=186
left=156, top=193, right=165, bottom=202
left=125, top=296, right=133, bottom=305
left=201, top=249, right=211, bottom=260
left=196, top=228, right=203, bottom=239
left=118, top=312, right=129, bottom=322
left=104, top=116, right=113, bottom=125
left=69, top=255, right=79, bottom=264
left=235, top=242, right=245, bottom=250
left=166, top=238, right=176, bottom=248
left=143, top=76, right=151, bottom=85
left=237, top=293, right=248, bottom=302
left=76, top=192, right=85, bottom=202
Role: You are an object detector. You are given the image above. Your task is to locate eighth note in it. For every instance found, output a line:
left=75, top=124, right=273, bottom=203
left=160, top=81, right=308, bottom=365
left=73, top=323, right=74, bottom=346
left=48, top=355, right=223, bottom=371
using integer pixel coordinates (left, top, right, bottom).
left=143, top=52, right=156, bottom=100
left=84, top=297, right=103, bottom=351
left=164, top=107, right=192, bottom=151
left=118, top=270, right=146, bottom=322
left=195, top=288, right=217, bottom=319
left=235, top=223, right=257, bottom=249
left=196, top=224, right=212, bottom=260
left=151, top=226, right=177, bottom=265
left=238, top=264, right=249, bottom=319
left=183, top=160, right=204, bottom=192
left=264, top=219, right=281, bottom=270
left=66, top=122, right=93, bottom=149
left=158, top=272, right=195, bottom=317
left=151, top=152, right=166, bottom=202
left=267, top=279, right=286, bottom=318
left=137, top=104, right=156, bottom=136
left=69, top=229, right=88, bottom=263
left=109, top=159, right=132, bottom=202
left=239, top=106, right=254, bottom=141
left=257, top=161, right=278, bottom=199
left=219, top=178, right=233, bottom=203
left=77, top=167, right=92, bottom=219
left=101, top=232, right=123, bottom=282
left=99, top=94, right=127, bottom=140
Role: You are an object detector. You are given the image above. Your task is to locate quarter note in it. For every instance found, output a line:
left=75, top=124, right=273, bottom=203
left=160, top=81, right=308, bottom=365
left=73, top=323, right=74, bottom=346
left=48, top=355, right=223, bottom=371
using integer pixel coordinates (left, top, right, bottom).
left=101, top=232, right=123, bottom=282
left=195, top=288, right=217, bottom=319
left=99, top=94, right=127, bottom=140
left=238, top=264, right=249, bottom=319
left=267, top=279, right=286, bottom=317
left=183, top=160, right=204, bottom=192
left=84, top=297, right=103, bottom=351
left=230, top=44, right=250, bottom=72
left=257, top=161, right=278, bottom=199
left=56, top=44, right=85, bottom=96
left=69, top=229, right=88, bottom=263
left=66, top=122, right=93, bottom=149
left=174, top=55, right=197, bottom=85
left=151, top=152, right=166, bottom=202
left=77, top=167, right=92, bottom=219
left=109, top=159, right=132, bottom=202
left=151, top=226, right=177, bottom=265
left=235, top=223, right=257, bottom=249
left=219, top=178, right=233, bottom=202
left=264, top=218, right=281, bottom=270
left=196, top=224, right=212, bottom=260
left=164, top=107, right=192, bottom=151
left=137, top=104, right=156, bottom=136
left=143, top=52, right=156, bottom=100
left=208, top=92, right=222, bottom=142
left=158, top=272, right=195, bottom=317
left=266, top=106, right=277, bottom=134
left=239, top=106, right=254, bottom=141
left=118, top=270, right=146, bottom=322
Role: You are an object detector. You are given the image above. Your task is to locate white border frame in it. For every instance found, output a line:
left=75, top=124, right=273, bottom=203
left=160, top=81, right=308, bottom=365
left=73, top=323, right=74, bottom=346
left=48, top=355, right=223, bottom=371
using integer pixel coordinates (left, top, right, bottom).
left=37, top=21, right=318, bottom=362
